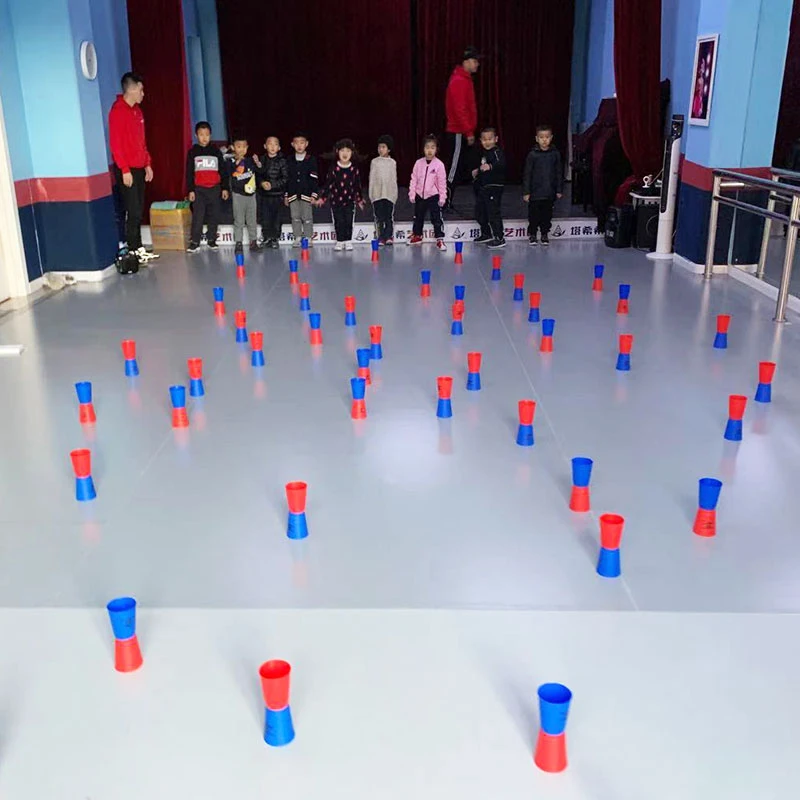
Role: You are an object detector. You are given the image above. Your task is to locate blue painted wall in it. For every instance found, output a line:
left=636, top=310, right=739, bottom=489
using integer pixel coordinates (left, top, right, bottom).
left=571, top=0, right=591, bottom=130
left=194, top=0, right=226, bottom=139
left=0, top=0, right=33, bottom=181
left=89, top=0, right=132, bottom=163
left=582, top=0, right=615, bottom=125
left=661, top=0, right=701, bottom=147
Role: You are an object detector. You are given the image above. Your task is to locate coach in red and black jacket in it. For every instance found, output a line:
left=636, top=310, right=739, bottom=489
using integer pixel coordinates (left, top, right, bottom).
left=444, top=46, right=480, bottom=208
left=109, top=72, right=153, bottom=258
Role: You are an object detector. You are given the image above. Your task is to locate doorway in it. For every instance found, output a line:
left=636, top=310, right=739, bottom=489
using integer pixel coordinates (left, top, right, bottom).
left=0, top=87, right=30, bottom=302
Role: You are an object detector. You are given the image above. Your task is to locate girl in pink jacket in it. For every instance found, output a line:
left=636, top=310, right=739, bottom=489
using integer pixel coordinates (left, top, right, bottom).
left=408, top=135, right=448, bottom=250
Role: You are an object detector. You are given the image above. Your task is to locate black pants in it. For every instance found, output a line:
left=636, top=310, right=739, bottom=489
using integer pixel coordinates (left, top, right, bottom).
left=332, top=203, right=355, bottom=241
left=260, top=194, right=284, bottom=241
left=190, top=185, right=221, bottom=246
left=475, top=185, right=505, bottom=240
left=445, top=132, right=471, bottom=205
left=373, top=199, right=394, bottom=241
left=528, top=198, right=555, bottom=237
left=116, top=166, right=145, bottom=250
left=412, top=195, right=444, bottom=238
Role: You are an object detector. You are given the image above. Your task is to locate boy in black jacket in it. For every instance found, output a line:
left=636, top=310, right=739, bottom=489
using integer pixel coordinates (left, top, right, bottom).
left=259, top=136, right=288, bottom=248
left=186, top=121, right=229, bottom=253
left=285, top=132, right=319, bottom=247
left=522, top=125, right=563, bottom=246
left=472, top=127, right=507, bottom=249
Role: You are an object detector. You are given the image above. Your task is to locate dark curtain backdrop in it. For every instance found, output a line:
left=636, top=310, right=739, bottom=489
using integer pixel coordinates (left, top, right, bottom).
left=126, top=0, right=191, bottom=212
left=217, top=0, right=574, bottom=184
left=613, top=0, right=662, bottom=184
left=773, top=0, right=800, bottom=167
left=217, top=0, right=413, bottom=179
left=415, top=0, right=574, bottom=182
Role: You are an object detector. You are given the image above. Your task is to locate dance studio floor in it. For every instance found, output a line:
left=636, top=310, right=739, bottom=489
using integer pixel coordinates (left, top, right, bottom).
left=1, top=240, right=799, bottom=798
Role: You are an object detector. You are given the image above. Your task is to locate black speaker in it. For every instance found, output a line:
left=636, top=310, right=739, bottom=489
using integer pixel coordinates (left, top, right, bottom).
left=604, top=205, right=634, bottom=248
left=634, top=204, right=659, bottom=250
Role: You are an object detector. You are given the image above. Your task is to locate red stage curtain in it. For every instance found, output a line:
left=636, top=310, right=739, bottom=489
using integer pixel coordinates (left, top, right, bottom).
left=127, top=0, right=191, bottom=209
left=415, top=0, right=575, bottom=181
left=613, top=0, right=662, bottom=182
left=217, top=0, right=413, bottom=179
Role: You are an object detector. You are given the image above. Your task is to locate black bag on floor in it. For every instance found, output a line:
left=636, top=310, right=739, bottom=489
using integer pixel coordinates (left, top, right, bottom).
left=604, top=205, right=634, bottom=249
left=115, top=250, right=140, bottom=275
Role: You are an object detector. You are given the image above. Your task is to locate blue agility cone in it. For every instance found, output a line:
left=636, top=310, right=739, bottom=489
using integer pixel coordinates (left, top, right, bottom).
left=454, top=240, right=464, bottom=264
left=454, top=284, right=465, bottom=302
left=420, top=269, right=431, bottom=297
left=250, top=332, right=266, bottom=367
left=170, top=385, right=189, bottom=428
left=724, top=395, right=746, bottom=441
left=713, top=314, right=730, bottom=349
left=693, top=477, right=722, bottom=537
left=235, top=252, right=245, bottom=267
left=534, top=683, right=572, bottom=772
left=106, top=596, right=143, bottom=672
left=451, top=302, right=464, bottom=335
left=70, top=448, right=97, bottom=501
left=264, top=706, right=295, bottom=746
left=616, top=334, right=633, bottom=371
left=540, top=318, right=555, bottom=352
left=516, top=400, right=535, bottom=446
left=308, top=313, right=323, bottom=346
left=288, top=259, right=299, bottom=285
left=356, top=348, right=371, bottom=386
left=491, top=254, right=502, bottom=280
left=755, top=361, right=775, bottom=403
left=234, top=310, right=248, bottom=343
left=344, top=296, right=357, bottom=326
left=351, top=376, right=367, bottom=419
left=466, top=352, right=482, bottom=390
left=299, top=283, right=311, bottom=311
left=617, top=284, right=630, bottom=314
left=213, top=286, right=225, bottom=316
left=592, top=263, right=604, bottom=291
left=528, top=292, right=541, bottom=323
left=513, top=273, right=524, bottom=301
left=596, top=513, right=624, bottom=577
left=369, top=325, right=383, bottom=359
left=188, top=358, right=205, bottom=397
left=75, top=381, right=96, bottom=424
left=121, top=339, right=139, bottom=376
left=436, top=376, right=453, bottom=418
left=569, top=457, right=593, bottom=512
left=286, top=482, right=309, bottom=540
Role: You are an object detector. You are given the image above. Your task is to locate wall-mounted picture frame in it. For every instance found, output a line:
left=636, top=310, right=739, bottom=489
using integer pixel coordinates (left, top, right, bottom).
left=689, top=34, right=719, bottom=127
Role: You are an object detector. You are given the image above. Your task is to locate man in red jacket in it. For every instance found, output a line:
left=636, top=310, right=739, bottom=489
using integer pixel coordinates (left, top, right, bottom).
left=109, top=72, right=158, bottom=263
left=445, top=46, right=480, bottom=209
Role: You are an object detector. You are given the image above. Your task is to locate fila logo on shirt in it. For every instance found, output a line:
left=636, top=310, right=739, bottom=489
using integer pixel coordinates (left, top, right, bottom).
left=195, top=156, right=219, bottom=171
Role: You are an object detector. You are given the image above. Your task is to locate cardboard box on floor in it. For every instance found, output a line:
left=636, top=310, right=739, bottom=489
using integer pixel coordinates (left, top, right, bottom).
left=150, top=205, right=191, bottom=251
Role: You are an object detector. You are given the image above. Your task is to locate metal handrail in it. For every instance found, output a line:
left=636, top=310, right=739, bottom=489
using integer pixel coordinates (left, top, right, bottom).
left=705, top=168, right=800, bottom=322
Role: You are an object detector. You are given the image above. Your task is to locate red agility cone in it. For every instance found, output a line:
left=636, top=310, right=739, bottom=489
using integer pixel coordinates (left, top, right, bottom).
left=114, top=636, right=144, bottom=672
left=534, top=730, right=568, bottom=773
left=236, top=264, right=246, bottom=280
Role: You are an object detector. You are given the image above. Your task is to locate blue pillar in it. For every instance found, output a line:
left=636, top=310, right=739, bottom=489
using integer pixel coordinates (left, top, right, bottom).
left=675, top=0, right=792, bottom=266
left=195, top=0, right=226, bottom=140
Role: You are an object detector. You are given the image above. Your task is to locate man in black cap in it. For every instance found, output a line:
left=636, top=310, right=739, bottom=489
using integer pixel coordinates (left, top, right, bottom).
left=445, top=46, right=480, bottom=209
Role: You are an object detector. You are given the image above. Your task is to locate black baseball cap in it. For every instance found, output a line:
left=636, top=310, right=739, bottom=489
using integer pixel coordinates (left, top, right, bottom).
left=463, top=46, right=482, bottom=61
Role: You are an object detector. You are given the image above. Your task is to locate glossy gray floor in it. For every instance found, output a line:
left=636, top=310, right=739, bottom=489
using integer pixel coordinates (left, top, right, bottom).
left=1, top=241, right=800, bottom=798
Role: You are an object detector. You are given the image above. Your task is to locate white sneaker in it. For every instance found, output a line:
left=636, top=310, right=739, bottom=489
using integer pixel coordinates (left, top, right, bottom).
left=334, top=241, right=344, bottom=251
left=436, top=239, right=447, bottom=252
left=345, top=241, right=353, bottom=251
left=135, top=247, right=159, bottom=261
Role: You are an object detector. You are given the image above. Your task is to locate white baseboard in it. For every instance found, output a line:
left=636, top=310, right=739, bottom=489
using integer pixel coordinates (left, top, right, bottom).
left=28, top=276, right=44, bottom=293
left=727, top=266, right=800, bottom=315
left=140, top=218, right=603, bottom=247
left=47, top=263, right=117, bottom=284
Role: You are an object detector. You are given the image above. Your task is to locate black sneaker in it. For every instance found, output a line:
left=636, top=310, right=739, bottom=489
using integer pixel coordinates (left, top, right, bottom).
left=541, top=234, right=550, bottom=247
left=487, top=238, right=507, bottom=249
left=235, top=242, right=243, bottom=253
left=528, top=236, right=538, bottom=246
left=250, top=241, right=262, bottom=252
left=186, top=242, right=200, bottom=253
left=474, top=234, right=493, bottom=244
left=207, top=240, right=218, bottom=250
left=270, top=239, right=279, bottom=249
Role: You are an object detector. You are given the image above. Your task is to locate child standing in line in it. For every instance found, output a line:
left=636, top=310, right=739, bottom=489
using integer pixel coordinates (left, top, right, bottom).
left=472, top=126, right=507, bottom=249
left=186, top=121, right=229, bottom=253
left=285, top=132, right=319, bottom=247
left=522, top=124, right=563, bottom=246
left=258, top=135, right=288, bottom=248
left=408, top=135, right=447, bottom=250
left=316, top=138, right=364, bottom=251
left=229, top=136, right=261, bottom=252
left=369, top=134, right=398, bottom=245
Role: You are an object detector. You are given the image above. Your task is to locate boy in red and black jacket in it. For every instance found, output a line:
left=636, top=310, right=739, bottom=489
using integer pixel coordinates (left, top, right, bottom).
left=186, top=121, right=229, bottom=253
